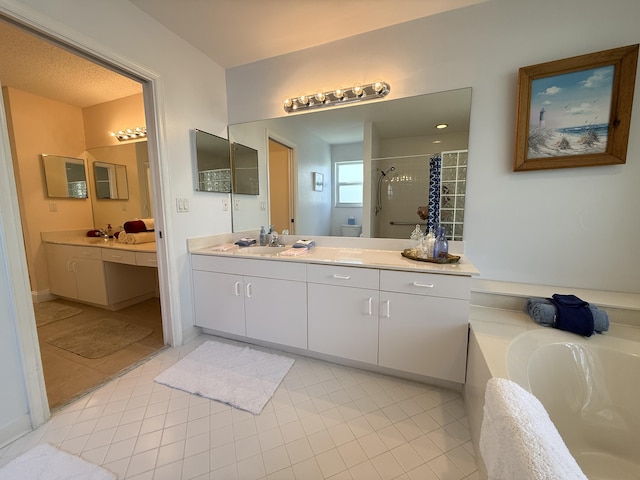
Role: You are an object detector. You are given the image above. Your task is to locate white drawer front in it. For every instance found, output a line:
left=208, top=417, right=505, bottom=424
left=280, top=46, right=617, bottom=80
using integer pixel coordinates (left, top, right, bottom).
left=307, top=264, right=379, bottom=290
left=72, top=246, right=102, bottom=260
left=380, top=270, right=470, bottom=300
left=136, top=252, right=158, bottom=267
left=101, top=248, right=136, bottom=265
left=192, top=254, right=306, bottom=281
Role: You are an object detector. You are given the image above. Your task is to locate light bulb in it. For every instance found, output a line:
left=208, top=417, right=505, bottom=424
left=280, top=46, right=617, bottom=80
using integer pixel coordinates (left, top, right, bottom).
left=353, top=84, right=363, bottom=96
left=334, top=88, right=345, bottom=100
left=283, top=98, right=293, bottom=108
left=374, top=82, right=384, bottom=93
left=315, top=91, right=326, bottom=102
left=299, top=95, right=309, bottom=105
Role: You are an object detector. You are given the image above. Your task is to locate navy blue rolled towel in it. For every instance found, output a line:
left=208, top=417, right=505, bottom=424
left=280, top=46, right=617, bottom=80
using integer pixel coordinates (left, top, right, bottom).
left=549, top=294, right=594, bottom=337
left=526, top=297, right=609, bottom=334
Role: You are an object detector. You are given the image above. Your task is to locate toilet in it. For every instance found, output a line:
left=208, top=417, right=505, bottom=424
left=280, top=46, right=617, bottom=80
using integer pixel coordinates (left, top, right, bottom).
left=341, top=224, right=362, bottom=237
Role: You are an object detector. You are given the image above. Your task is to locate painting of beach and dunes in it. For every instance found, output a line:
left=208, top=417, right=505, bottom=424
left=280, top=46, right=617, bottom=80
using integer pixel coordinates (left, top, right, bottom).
left=527, top=65, right=614, bottom=159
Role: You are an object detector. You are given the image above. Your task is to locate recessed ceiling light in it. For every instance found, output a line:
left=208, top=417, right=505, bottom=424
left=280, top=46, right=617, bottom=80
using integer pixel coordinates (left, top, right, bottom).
left=433, top=140, right=441, bottom=144
left=435, top=123, right=448, bottom=129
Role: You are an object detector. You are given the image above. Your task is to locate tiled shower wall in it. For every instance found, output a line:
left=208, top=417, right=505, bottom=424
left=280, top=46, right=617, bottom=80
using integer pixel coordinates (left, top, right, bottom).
left=371, top=150, right=467, bottom=240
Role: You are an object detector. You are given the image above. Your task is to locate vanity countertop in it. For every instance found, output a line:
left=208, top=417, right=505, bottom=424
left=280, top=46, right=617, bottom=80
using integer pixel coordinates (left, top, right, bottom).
left=191, top=243, right=479, bottom=277
left=41, top=230, right=156, bottom=253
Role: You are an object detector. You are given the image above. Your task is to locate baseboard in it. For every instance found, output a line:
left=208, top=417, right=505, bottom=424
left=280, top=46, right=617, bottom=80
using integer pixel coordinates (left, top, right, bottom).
left=31, top=289, right=55, bottom=304
left=0, top=414, right=32, bottom=450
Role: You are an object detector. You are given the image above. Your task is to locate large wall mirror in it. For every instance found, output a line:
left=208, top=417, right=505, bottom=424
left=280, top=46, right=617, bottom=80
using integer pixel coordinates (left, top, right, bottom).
left=228, top=87, right=471, bottom=239
left=41, top=154, right=88, bottom=199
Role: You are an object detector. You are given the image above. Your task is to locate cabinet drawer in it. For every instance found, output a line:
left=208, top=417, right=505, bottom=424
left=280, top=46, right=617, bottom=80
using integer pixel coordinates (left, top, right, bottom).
left=192, top=254, right=306, bottom=281
left=136, top=252, right=158, bottom=267
left=101, top=248, right=136, bottom=265
left=380, top=270, right=470, bottom=300
left=307, top=264, right=379, bottom=290
left=71, top=246, right=102, bottom=260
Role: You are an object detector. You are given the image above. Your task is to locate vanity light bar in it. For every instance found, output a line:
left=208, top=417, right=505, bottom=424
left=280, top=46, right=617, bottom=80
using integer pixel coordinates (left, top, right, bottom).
left=110, top=126, right=147, bottom=142
left=283, top=81, right=390, bottom=113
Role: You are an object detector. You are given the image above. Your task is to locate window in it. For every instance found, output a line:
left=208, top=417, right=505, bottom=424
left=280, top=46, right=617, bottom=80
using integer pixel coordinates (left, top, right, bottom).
left=335, top=160, right=363, bottom=207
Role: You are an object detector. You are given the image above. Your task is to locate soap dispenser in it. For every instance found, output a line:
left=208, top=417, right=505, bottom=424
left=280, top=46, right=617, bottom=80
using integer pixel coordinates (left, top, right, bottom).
left=259, top=226, right=267, bottom=246
left=106, top=224, right=114, bottom=238
left=433, top=225, right=449, bottom=260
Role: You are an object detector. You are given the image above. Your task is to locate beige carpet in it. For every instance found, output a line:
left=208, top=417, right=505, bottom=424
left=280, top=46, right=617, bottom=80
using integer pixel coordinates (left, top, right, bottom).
left=47, top=318, right=153, bottom=359
left=34, top=302, right=82, bottom=327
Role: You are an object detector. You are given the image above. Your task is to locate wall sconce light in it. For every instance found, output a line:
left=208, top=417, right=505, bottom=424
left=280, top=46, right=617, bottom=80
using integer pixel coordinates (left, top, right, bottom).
left=283, top=81, right=390, bottom=113
left=109, top=126, right=147, bottom=141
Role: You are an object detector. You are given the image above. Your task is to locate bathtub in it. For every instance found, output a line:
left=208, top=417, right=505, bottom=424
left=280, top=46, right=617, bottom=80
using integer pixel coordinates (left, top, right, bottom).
left=465, top=307, right=640, bottom=480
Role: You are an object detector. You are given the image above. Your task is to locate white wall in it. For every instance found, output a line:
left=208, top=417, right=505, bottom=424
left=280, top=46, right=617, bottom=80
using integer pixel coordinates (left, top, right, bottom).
left=227, top=0, right=640, bottom=293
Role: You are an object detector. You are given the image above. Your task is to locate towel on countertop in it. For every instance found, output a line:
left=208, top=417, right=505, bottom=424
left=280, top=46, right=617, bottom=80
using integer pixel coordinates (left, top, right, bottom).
left=118, top=231, right=156, bottom=245
left=526, top=296, right=608, bottom=335
left=292, top=239, right=315, bottom=249
left=235, top=238, right=257, bottom=247
left=480, top=377, right=588, bottom=480
left=279, top=247, right=308, bottom=257
left=210, top=243, right=239, bottom=252
left=123, top=218, right=154, bottom=233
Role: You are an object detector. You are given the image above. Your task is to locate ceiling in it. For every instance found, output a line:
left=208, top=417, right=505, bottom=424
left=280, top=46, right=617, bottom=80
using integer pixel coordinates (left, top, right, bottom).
left=0, top=1, right=485, bottom=109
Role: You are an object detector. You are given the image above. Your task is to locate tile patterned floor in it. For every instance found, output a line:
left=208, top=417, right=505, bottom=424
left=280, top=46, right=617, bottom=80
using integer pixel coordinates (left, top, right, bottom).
left=1, top=334, right=479, bottom=479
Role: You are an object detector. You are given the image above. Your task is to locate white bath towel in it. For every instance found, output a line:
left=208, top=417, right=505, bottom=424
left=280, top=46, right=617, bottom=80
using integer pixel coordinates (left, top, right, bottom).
left=124, top=231, right=156, bottom=244
left=140, top=217, right=154, bottom=230
left=479, top=377, right=587, bottom=480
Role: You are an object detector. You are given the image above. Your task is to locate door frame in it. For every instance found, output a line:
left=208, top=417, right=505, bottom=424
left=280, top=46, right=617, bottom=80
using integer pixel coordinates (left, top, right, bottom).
left=0, top=4, right=177, bottom=429
left=265, top=130, right=297, bottom=235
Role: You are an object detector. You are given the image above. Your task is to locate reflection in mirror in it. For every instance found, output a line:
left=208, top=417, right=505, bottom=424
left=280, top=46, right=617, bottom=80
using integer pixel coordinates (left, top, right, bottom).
left=41, top=154, right=88, bottom=199
left=94, top=161, right=129, bottom=199
left=228, top=88, right=471, bottom=239
left=232, top=143, right=259, bottom=195
left=195, top=129, right=231, bottom=193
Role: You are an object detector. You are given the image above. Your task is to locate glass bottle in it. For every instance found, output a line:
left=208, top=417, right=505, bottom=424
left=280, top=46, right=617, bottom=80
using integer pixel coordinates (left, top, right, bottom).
left=425, top=227, right=435, bottom=258
left=433, top=225, right=449, bottom=260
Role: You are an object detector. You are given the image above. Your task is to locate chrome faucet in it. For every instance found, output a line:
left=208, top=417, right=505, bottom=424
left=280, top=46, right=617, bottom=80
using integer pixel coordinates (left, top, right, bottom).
left=97, top=229, right=109, bottom=239
left=269, top=231, right=283, bottom=247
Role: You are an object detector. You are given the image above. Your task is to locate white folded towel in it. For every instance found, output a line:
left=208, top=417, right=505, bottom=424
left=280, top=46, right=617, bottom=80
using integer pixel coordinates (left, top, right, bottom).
left=140, top=218, right=155, bottom=231
left=279, top=248, right=308, bottom=256
left=124, top=231, right=156, bottom=245
left=480, top=378, right=587, bottom=480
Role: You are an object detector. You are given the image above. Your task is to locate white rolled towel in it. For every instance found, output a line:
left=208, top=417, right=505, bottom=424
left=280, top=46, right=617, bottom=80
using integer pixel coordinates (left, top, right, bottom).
left=140, top=218, right=154, bottom=231
left=125, top=231, right=156, bottom=244
left=480, top=378, right=587, bottom=480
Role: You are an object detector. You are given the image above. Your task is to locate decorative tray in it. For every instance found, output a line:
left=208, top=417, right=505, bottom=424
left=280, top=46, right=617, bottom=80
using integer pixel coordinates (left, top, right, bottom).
left=401, top=248, right=461, bottom=264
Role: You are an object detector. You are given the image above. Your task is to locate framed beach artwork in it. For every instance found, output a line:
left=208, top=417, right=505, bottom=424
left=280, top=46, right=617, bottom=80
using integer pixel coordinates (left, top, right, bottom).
left=514, top=44, right=638, bottom=171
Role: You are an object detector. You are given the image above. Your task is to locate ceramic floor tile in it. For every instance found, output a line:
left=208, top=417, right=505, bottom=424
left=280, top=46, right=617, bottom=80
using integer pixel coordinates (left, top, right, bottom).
left=4, top=333, right=479, bottom=479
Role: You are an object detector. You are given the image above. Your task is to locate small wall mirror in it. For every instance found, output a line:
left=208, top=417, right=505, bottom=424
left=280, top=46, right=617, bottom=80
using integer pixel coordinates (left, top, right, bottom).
left=93, top=161, right=129, bottom=199
left=232, top=142, right=259, bottom=195
left=41, top=154, right=88, bottom=199
left=195, top=129, right=232, bottom=193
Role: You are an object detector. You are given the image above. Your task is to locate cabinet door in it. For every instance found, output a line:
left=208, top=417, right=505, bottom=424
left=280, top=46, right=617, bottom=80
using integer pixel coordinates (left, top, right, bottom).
left=73, top=258, right=109, bottom=305
left=379, top=292, right=469, bottom=383
left=193, top=270, right=245, bottom=335
left=45, top=245, right=78, bottom=299
left=308, top=283, right=379, bottom=364
left=244, top=276, right=307, bottom=349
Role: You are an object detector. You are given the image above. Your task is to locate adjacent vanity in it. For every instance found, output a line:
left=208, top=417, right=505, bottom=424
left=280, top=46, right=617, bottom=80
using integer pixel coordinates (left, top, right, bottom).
left=42, top=230, right=158, bottom=310
left=189, top=235, right=478, bottom=386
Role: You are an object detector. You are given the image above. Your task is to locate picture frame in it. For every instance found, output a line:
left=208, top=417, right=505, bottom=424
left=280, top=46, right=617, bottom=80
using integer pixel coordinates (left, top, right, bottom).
left=514, top=44, right=638, bottom=171
left=313, top=172, right=324, bottom=191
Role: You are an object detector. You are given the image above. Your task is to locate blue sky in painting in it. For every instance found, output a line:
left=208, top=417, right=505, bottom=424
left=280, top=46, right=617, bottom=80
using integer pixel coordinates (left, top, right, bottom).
left=529, top=65, right=614, bottom=129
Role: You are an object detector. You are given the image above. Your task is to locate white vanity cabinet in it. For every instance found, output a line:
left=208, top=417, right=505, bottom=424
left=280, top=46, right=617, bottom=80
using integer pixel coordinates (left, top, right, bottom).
left=45, top=243, right=109, bottom=305
left=191, top=255, right=308, bottom=349
left=378, top=271, right=470, bottom=383
left=307, top=264, right=380, bottom=364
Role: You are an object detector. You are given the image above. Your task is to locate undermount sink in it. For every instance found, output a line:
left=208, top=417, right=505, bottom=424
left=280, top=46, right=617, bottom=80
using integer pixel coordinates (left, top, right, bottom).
left=237, top=245, right=288, bottom=255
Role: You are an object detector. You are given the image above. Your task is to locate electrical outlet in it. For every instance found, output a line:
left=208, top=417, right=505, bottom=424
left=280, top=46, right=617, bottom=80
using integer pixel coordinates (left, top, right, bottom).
left=222, top=199, right=229, bottom=211
left=234, top=199, right=240, bottom=211
left=121, top=202, right=127, bottom=211
left=49, top=201, right=57, bottom=212
left=260, top=201, right=266, bottom=211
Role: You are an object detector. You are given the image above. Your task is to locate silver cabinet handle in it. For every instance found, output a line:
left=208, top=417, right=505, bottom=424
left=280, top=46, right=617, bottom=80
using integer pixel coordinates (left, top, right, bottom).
left=367, top=297, right=373, bottom=316
left=332, top=274, right=351, bottom=280
left=413, top=282, right=434, bottom=288
left=246, top=282, right=252, bottom=298
left=234, top=281, right=241, bottom=296
left=383, top=300, right=391, bottom=318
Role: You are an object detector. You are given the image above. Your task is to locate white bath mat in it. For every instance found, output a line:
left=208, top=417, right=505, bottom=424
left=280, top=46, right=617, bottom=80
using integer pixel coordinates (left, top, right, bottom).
left=154, top=340, right=294, bottom=414
left=0, top=443, right=116, bottom=480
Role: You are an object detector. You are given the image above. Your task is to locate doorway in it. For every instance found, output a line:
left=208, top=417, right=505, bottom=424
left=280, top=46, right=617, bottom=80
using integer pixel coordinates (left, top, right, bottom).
left=0, top=18, right=168, bottom=412
left=268, top=138, right=295, bottom=234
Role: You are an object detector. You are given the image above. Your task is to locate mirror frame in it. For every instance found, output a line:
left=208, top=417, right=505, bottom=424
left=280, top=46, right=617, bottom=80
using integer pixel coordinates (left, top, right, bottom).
left=41, top=154, right=88, bottom=199
left=93, top=161, right=129, bottom=200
